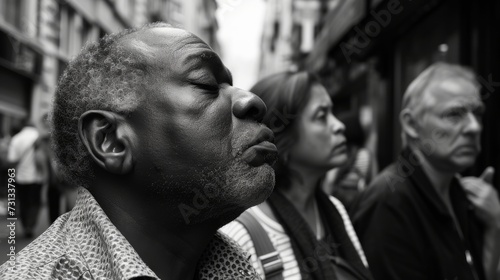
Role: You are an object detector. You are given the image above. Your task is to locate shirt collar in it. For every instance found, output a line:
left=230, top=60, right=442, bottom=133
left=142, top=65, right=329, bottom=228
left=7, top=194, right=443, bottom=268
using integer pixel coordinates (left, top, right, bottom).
left=67, top=188, right=159, bottom=280
left=67, top=188, right=260, bottom=280
left=401, top=148, right=471, bottom=219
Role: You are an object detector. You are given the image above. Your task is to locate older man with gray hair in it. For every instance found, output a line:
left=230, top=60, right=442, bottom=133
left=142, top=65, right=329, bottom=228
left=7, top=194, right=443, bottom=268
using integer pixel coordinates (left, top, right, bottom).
left=350, top=62, right=500, bottom=280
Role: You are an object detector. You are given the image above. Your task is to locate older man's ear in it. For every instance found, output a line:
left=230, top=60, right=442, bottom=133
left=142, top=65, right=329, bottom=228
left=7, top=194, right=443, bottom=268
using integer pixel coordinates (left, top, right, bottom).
left=400, top=108, right=420, bottom=140
left=78, top=110, right=134, bottom=175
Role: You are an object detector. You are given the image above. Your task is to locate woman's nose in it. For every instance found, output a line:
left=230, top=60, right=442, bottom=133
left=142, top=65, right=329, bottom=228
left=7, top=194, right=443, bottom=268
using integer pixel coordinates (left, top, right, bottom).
left=330, top=114, right=345, bottom=134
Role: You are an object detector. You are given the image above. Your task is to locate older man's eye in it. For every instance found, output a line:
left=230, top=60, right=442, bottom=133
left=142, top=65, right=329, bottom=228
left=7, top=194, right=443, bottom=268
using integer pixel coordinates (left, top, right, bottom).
left=193, top=83, right=220, bottom=93
left=443, top=109, right=465, bottom=121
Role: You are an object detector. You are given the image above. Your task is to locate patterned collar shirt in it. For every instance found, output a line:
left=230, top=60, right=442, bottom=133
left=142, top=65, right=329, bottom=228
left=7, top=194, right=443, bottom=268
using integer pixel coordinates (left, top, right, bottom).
left=0, top=188, right=261, bottom=280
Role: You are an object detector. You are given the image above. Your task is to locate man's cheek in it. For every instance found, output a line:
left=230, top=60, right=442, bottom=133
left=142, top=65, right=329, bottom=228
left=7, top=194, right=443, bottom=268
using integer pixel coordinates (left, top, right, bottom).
left=431, top=128, right=452, bottom=144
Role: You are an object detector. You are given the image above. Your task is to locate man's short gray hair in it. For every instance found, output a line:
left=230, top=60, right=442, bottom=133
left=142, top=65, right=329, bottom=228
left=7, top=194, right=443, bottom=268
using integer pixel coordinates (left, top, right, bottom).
left=401, top=62, right=479, bottom=117
left=51, top=22, right=171, bottom=188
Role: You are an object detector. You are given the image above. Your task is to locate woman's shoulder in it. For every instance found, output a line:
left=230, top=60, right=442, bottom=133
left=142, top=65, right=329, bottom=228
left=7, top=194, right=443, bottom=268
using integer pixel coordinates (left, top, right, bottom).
left=222, top=204, right=285, bottom=237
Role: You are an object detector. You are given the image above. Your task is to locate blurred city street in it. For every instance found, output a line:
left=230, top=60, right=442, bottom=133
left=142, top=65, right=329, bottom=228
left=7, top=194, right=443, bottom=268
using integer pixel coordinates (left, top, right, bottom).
left=0, top=0, right=499, bottom=277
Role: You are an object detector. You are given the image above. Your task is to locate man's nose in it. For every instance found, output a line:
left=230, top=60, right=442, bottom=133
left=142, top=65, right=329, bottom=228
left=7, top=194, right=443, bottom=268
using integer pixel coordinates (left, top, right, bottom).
left=463, top=112, right=482, bottom=134
left=232, top=89, right=267, bottom=122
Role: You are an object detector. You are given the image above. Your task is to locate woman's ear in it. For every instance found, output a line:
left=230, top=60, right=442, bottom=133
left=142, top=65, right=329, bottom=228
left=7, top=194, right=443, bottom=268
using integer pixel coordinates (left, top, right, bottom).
left=400, top=108, right=420, bottom=140
left=78, top=110, right=134, bottom=175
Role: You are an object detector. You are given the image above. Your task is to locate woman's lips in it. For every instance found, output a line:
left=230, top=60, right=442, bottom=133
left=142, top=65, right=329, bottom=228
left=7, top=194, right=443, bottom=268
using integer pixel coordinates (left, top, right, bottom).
left=331, top=142, right=347, bottom=155
left=240, top=141, right=278, bottom=167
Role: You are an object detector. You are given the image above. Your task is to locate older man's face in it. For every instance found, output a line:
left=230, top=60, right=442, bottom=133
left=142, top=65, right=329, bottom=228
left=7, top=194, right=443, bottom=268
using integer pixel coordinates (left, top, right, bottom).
left=126, top=28, right=276, bottom=223
left=415, top=78, right=484, bottom=173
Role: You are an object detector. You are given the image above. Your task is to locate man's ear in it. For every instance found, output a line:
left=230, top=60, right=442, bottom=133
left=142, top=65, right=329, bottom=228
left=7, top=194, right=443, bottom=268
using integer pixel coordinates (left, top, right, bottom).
left=400, top=108, right=420, bottom=140
left=78, top=110, right=134, bottom=175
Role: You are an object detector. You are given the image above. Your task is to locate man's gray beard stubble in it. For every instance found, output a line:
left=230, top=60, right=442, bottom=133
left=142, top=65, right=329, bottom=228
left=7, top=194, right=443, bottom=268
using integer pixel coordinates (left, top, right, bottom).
left=149, top=157, right=275, bottom=226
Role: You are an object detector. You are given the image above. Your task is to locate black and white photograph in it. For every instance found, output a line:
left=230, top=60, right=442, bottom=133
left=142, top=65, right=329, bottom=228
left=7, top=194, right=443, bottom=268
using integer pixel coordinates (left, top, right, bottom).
left=0, top=0, right=499, bottom=279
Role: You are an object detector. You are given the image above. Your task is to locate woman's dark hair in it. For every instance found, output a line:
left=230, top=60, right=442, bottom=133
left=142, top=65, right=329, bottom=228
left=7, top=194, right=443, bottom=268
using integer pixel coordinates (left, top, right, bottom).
left=250, top=71, right=322, bottom=189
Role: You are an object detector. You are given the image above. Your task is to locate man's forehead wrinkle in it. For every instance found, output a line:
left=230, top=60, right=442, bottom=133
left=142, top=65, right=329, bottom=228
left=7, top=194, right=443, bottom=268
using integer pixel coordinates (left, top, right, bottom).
left=424, top=82, right=483, bottom=113
left=425, top=78, right=479, bottom=100
left=119, top=37, right=157, bottom=59
left=123, top=26, right=193, bottom=55
left=438, top=79, right=479, bottom=95
left=173, top=39, right=212, bottom=59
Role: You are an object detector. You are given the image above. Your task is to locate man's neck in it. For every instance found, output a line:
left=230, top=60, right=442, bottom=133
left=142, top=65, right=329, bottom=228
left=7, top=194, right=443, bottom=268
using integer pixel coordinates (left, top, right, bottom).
left=91, top=184, right=218, bottom=280
left=412, top=149, right=454, bottom=201
left=411, top=149, right=470, bottom=240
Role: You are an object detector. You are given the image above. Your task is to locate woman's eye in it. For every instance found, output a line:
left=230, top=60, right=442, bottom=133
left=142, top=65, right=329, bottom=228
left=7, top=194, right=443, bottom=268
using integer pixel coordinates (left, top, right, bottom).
left=317, top=113, right=327, bottom=121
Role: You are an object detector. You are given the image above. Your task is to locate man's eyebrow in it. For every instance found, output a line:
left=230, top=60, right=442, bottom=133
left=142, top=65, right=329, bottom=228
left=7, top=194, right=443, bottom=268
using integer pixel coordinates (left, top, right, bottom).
left=179, top=51, right=222, bottom=74
left=225, top=67, right=233, bottom=85
left=442, top=101, right=485, bottom=112
left=180, top=51, right=233, bottom=85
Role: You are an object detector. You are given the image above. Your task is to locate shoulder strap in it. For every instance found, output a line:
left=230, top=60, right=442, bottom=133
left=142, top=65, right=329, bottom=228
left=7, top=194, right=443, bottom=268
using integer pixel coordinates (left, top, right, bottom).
left=236, top=211, right=284, bottom=280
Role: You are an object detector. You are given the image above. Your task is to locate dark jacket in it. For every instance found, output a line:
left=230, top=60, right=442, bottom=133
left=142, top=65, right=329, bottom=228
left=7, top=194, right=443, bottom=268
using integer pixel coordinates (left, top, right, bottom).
left=350, top=149, right=486, bottom=280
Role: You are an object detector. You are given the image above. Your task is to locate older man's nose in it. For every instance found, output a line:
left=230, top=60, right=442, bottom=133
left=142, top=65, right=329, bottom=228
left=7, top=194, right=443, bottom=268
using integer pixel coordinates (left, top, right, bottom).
left=232, top=89, right=267, bottom=122
left=463, top=112, right=482, bottom=134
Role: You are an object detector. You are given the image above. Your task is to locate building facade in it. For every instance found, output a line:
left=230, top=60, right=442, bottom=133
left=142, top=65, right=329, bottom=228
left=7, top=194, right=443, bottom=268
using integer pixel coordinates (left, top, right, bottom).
left=160, top=0, right=219, bottom=53
left=258, top=0, right=335, bottom=77
left=0, top=0, right=150, bottom=136
left=0, top=0, right=219, bottom=137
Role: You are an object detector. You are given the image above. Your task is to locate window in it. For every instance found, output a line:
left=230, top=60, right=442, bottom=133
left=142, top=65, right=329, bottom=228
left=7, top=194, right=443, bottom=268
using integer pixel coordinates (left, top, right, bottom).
left=0, top=0, right=23, bottom=30
left=81, top=19, right=94, bottom=46
left=70, top=14, right=83, bottom=56
left=59, top=5, right=88, bottom=57
left=59, top=4, right=70, bottom=54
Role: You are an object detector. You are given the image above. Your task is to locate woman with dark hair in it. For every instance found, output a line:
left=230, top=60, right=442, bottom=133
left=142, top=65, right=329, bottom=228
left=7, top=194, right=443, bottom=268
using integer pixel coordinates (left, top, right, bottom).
left=222, top=72, right=372, bottom=280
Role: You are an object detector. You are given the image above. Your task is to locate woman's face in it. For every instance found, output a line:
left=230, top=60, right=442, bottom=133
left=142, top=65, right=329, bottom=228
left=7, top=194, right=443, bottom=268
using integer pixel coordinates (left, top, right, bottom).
left=288, top=84, right=347, bottom=171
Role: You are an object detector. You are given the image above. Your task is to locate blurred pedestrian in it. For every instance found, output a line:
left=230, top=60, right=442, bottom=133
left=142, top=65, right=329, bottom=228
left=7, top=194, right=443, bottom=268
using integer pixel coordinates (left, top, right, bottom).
left=0, top=121, right=26, bottom=192
left=222, top=71, right=372, bottom=280
left=6, top=120, right=44, bottom=238
left=350, top=62, right=500, bottom=280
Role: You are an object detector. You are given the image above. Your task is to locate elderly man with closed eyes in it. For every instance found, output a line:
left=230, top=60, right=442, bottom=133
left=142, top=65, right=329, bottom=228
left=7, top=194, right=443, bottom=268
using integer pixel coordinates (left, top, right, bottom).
left=0, top=23, right=278, bottom=280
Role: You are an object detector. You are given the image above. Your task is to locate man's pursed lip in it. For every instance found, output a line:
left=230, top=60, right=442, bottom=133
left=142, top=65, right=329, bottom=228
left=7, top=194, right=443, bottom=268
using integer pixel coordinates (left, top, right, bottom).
left=239, top=127, right=278, bottom=166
